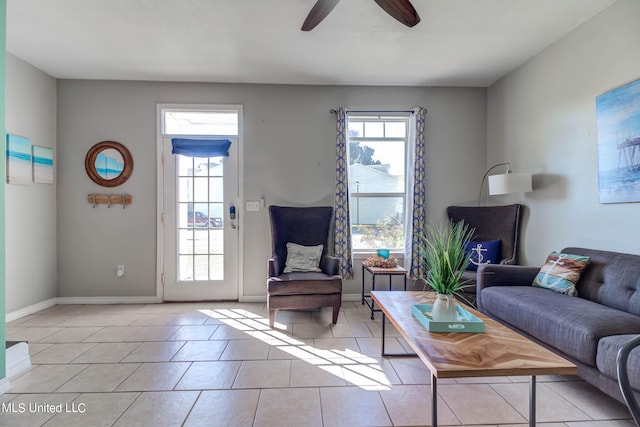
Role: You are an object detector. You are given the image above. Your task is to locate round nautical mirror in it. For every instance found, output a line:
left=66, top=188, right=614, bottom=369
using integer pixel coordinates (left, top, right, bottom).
left=85, top=141, right=133, bottom=187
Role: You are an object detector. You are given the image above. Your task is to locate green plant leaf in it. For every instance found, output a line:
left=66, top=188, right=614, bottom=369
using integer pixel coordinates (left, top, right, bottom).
left=418, top=220, right=475, bottom=295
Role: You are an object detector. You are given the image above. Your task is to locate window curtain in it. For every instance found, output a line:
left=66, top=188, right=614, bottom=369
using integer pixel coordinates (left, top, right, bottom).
left=171, top=138, right=231, bottom=157
left=333, top=107, right=354, bottom=279
left=404, top=107, right=427, bottom=278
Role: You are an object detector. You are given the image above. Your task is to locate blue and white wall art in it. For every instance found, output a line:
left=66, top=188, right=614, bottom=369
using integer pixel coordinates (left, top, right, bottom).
left=32, top=145, right=54, bottom=184
left=596, top=78, right=640, bottom=203
left=6, top=134, right=32, bottom=185
left=95, top=149, right=124, bottom=179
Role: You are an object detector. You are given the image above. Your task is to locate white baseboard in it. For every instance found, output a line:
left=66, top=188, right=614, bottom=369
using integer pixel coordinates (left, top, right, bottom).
left=342, top=293, right=362, bottom=302
left=6, top=296, right=162, bottom=322
left=0, top=377, right=11, bottom=395
left=6, top=294, right=360, bottom=323
left=239, top=295, right=267, bottom=303
left=6, top=342, right=31, bottom=378
left=56, top=296, right=162, bottom=305
left=6, top=298, right=58, bottom=323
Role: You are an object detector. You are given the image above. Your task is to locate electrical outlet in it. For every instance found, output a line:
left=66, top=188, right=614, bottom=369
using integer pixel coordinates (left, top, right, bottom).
left=117, top=265, right=125, bottom=277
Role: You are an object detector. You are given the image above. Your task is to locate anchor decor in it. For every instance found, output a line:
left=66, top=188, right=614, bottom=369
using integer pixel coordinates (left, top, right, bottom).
left=536, top=255, right=568, bottom=288
left=532, top=251, right=590, bottom=297
left=470, top=243, right=489, bottom=267
left=465, top=239, right=501, bottom=272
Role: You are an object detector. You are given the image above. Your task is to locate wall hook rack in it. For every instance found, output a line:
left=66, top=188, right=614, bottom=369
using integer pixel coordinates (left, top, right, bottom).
left=88, top=194, right=133, bottom=208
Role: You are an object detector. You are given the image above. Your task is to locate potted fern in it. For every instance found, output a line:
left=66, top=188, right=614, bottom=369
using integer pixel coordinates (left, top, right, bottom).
left=420, top=220, right=475, bottom=321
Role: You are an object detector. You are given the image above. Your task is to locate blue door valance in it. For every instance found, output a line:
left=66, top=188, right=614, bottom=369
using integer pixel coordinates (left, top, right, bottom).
left=171, top=138, right=231, bottom=158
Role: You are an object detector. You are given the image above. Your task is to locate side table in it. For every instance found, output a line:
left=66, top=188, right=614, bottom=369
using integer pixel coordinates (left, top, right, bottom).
left=361, top=264, right=407, bottom=319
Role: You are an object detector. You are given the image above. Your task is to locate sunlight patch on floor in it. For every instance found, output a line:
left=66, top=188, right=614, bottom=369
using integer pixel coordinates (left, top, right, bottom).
left=199, top=308, right=393, bottom=390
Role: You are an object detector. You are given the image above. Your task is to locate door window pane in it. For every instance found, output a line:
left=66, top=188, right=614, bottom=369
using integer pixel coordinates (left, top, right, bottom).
left=179, top=256, right=194, bottom=281
left=164, top=111, right=238, bottom=136
left=210, top=256, right=224, bottom=280
left=209, top=177, right=223, bottom=202
left=178, top=178, right=193, bottom=202
left=194, top=255, right=209, bottom=280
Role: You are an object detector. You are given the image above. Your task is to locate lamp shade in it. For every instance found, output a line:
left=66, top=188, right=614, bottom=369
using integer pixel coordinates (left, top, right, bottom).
left=488, top=173, right=532, bottom=196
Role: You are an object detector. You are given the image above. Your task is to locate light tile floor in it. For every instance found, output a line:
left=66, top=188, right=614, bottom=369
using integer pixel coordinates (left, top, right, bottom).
left=1, top=301, right=634, bottom=427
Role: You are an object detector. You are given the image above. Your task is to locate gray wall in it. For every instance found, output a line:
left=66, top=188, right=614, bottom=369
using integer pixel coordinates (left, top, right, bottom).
left=487, top=0, right=640, bottom=265
left=57, top=82, right=486, bottom=298
left=5, top=53, right=57, bottom=312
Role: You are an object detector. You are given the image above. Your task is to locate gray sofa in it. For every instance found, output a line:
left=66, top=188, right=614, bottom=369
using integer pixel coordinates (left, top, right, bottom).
left=477, top=247, right=640, bottom=405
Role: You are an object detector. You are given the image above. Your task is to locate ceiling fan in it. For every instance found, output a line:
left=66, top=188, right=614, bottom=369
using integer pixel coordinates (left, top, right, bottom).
left=301, top=0, right=420, bottom=31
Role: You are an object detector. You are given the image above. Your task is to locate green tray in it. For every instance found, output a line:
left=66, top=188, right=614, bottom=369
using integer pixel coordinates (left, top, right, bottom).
left=412, top=304, right=485, bottom=333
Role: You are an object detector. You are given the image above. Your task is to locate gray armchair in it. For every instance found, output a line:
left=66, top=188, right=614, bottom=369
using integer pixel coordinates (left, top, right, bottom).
left=267, top=206, right=343, bottom=328
left=446, top=204, right=522, bottom=306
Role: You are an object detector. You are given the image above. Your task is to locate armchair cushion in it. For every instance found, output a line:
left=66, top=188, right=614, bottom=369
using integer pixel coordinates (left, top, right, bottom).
left=268, top=272, right=342, bottom=296
left=283, top=243, right=323, bottom=273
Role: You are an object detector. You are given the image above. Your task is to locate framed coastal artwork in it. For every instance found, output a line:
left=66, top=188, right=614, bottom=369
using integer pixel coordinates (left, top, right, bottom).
left=6, top=134, right=32, bottom=185
left=596, top=78, right=640, bottom=204
left=32, top=145, right=54, bottom=184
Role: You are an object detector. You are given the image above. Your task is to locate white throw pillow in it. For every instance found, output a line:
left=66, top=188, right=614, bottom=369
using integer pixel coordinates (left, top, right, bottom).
left=283, top=243, right=323, bottom=273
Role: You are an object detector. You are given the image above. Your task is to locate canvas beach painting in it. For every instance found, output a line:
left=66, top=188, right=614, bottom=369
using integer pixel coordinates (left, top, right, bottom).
left=32, top=145, right=54, bottom=183
left=6, top=134, right=32, bottom=185
left=596, top=78, right=640, bottom=203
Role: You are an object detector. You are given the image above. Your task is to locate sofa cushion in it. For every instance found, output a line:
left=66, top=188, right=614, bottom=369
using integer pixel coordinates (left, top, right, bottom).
left=532, top=251, right=590, bottom=296
left=596, top=334, right=640, bottom=391
left=562, top=247, right=640, bottom=316
left=481, top=286, right=640, bottom=366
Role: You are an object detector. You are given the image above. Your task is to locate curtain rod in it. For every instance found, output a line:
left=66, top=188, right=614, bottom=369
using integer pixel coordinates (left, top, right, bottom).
left=329, top=109, right=418, bottom=115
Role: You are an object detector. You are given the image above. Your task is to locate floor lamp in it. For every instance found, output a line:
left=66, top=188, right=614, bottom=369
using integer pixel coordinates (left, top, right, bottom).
left=478, top=162, right=532, bottom=205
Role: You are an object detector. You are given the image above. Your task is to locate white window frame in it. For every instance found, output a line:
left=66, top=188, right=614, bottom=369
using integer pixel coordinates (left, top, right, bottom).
left=347, top=114, right=410, bottom=255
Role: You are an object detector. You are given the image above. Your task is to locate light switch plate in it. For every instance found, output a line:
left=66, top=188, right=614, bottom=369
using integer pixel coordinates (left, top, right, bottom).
left=246, top=201, right=260, bottom=211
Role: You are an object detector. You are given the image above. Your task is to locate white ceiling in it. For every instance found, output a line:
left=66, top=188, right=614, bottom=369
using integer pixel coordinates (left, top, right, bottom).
left=6, top=0, right=618, bottom=87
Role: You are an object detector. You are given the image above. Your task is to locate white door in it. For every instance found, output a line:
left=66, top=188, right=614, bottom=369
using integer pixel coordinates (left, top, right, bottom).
left=159, top=106, right=241, bottom=301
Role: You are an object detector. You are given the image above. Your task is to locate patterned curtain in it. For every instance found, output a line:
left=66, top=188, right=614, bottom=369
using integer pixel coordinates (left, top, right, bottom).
left=333, top=107, right=354, bottom=279
left=404, top=107, right=427, bottom=278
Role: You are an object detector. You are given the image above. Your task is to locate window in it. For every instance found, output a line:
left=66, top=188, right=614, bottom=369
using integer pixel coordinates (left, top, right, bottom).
left=164, top=110, right=238, bottom=136
left=348, top=114, right=409, bottom=252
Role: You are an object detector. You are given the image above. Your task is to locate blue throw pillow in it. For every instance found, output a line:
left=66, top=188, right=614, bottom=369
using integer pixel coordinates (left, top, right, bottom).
left=465, top=240, right=502, bottom=271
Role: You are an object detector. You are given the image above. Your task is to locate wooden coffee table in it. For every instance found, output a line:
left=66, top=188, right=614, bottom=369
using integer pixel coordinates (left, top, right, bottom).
left=371, top=291, right=577, bottom=427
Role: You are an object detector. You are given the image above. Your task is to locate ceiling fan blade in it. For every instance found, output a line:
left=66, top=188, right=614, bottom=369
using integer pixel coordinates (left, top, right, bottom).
left=373, top=0, right=420, bottom=27
left=301, top=0, right=341, bottom=31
